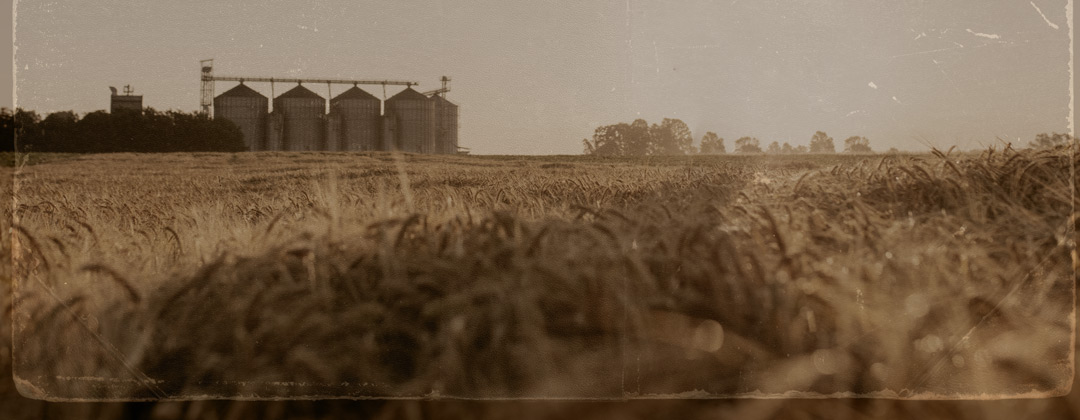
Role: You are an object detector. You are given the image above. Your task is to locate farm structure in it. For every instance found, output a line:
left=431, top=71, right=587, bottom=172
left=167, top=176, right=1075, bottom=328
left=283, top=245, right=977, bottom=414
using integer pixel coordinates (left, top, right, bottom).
left=109, top=85, right=143, bottom=114
left=204, top=59, right=458, bottom=153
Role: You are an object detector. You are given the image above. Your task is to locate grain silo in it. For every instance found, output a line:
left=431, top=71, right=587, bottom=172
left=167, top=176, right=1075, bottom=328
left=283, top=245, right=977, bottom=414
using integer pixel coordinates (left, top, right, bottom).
left=213, top=83, right=268, bottom=151
left=266, top=112, right=284, bottom=151
left=381, top=115, right=395, bottom=151
left=330, top=86, right=382, bottom=151
left=431, top=94, right=459, bottom=154
left=273, top=84, right=325, bottom=151
left=384, top=87, right=434, bottom=153
left=325, top=110, right=342, bottom=152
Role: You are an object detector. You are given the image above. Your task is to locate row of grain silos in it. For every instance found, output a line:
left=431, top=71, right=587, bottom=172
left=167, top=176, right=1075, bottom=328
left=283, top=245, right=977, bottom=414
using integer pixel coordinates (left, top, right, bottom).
left=213, top=83, right=458, bottom=153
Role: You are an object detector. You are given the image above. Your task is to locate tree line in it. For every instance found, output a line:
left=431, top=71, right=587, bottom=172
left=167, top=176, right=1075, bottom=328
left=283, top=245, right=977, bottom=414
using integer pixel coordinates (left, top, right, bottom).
left=0, top=110, right=1072, bottom=155
left=582, top=119, right=875, bottom=156
left=582, top=118, right=1079, bottom=156
left=1028, top=132, right=1076, bottom=149
left=0, top=107, right=246, bottom=153
left=581, top=118, right=697, bottom=156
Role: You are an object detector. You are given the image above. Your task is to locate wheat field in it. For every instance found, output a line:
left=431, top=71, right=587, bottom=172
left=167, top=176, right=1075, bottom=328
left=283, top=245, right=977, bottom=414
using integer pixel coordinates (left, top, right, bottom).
left=2, top=145, right=1077, bottom=418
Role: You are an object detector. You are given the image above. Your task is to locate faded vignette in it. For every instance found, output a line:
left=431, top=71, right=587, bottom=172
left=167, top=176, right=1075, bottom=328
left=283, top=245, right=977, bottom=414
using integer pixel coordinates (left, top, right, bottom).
left=8, top=0, right=1078, bottom=401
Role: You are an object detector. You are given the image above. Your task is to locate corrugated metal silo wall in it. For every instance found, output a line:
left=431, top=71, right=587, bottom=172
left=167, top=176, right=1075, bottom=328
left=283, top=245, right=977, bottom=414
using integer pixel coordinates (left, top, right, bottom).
left=266, top=112, right=284, bottom=151
left=331, top=99, right=382, bottom=151
left=325, top=111, right=342, bottom=152
left=433, top=98, right=459, bottom=154
left=446, top=103, right=458, bottom=154
left=386, top=98, right=434, bottom=153
left=214, top=95, right=268, bottom=151
left=274, top=97, right=326, bottom=151
left=381, top=115, right=395, bottom=151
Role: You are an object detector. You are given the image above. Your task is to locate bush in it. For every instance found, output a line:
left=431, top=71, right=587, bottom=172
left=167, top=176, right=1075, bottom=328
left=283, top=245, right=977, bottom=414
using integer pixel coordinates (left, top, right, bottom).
left=6, top=107, right=246, bottom=153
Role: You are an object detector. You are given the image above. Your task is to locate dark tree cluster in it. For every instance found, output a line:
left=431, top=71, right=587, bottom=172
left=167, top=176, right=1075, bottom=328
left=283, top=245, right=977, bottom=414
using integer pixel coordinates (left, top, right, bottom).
left=582, top=118, right=697, bottom=156
left=699, top=132, right=725, bottom=154
left=765, top=132, right=872, bottom=154
left=1, top=107, right=247, bottom=153
left=843, top=136, right=872, bottom=153
left=735, top=137, right=762, bottom=154
left=809, top=131, right=836, bottom=153
left=583, top=121, right=879, bottom=156
left=1028, top=132, right=1076, bottom=150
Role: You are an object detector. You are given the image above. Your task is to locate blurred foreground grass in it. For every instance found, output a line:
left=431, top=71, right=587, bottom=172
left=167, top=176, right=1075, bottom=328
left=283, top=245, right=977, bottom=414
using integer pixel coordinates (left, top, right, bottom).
left=3, top=146, right=1077, bottom=418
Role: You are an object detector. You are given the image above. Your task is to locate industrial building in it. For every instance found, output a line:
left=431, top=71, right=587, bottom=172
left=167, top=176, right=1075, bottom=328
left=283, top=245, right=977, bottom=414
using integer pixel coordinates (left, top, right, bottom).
left=213, top=84, right=267, bottom=151
left=203, top=60, right=458, bottom=153
left=110, top=85, right=143, bottom=113
left=330, top=86, right=382, bottom=151
left=432, top=93, right=459, bottom=155
left=273, top=85, right=326, bottom=152
left=384, top=87, right=435, bottom=153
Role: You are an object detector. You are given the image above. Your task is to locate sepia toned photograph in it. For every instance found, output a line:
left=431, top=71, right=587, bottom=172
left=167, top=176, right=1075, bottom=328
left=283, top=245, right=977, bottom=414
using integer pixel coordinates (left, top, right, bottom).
left=2, top=0, right=1078, bottom=418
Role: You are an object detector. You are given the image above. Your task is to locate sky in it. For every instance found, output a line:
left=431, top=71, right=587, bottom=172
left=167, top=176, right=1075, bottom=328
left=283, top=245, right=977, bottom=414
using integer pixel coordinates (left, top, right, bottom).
left=7, top=0, right=1076, bottom=154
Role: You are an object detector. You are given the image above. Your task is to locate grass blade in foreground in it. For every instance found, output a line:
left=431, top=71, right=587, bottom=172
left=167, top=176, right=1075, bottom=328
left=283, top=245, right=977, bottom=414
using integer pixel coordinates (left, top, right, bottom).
left=9, top=147, right=1077, bottom=399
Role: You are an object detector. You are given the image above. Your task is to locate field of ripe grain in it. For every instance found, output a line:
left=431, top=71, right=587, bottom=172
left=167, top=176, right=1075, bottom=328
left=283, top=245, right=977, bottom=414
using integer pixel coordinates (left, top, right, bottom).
left=3, top=147, right=1078, bottom=418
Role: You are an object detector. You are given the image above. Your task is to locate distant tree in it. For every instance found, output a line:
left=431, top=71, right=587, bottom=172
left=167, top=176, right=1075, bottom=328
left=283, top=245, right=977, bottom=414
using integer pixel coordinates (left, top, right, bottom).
left=699, top=132, right=725, bottom=154
left=583, top=123, right=629, bottom=156
left=11, top=109, right=43, bottom=152
left=795, top=145, right=808, bottom=153
left=780, top=142, right=794, bottom=154
left=648, top=122, right=672, bottom=155
left=37, top=111, right=80, bottom=152
left=735, top=137, right=762, bottom=153
left=1029, top=132, right=1075, bottom=149
left=650, top=118, right=695, bottom=155
left=670, top=119, right=697, bottom=155
left=8, top=107, right=245, bottom=153
left=584, top=118, right=697, bottom=156
left=625, top=119, right=652, bottom=156
left=209, top=115, right=246, bottom=152
left=887, top=147, right=900, bottom=154
left=809, top=131, right=835, bottom=153
left=0, top=108, right=15, bottom=152
left=165, top=109, right=246, bottom=152
left=843, top=136, right=873, bottom=153
left=72, top=111, right=114, bottom=152
left=766, top=141, right=781, bottom=154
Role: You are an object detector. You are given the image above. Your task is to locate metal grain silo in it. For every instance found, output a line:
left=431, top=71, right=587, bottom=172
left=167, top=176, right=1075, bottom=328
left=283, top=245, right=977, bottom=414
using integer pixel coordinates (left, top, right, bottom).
left=381, top=115, right=395, bottom=152
left=266, top=112, right=284, bottom=151
left=273, top=84, right=326, bottom=151
left=325, top=110, right=342, bottom=152
left=213, top=83, right=267, bottom=151
left=384, top=87, right=434, bottom=153
left=431, top=94, right=459, bottom=154
left=330, top=86, right=382, bottom=151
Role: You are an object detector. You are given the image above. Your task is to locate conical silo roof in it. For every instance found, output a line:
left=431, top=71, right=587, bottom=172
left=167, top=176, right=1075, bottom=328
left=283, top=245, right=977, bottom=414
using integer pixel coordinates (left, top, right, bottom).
left=332, top=86, right=379, bottom=101
left=277, top=84, right=324, bottom=99
left=429, top=94, right=457, bottom=107
left=218, top=83, right=266, bottom=98
left=387, top=87, right=428, bottom=101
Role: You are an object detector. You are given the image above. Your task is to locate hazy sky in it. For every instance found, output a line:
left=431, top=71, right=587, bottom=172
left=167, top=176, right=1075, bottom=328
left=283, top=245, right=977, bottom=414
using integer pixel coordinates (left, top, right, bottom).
left=9, top=1, right=1076, bottom=154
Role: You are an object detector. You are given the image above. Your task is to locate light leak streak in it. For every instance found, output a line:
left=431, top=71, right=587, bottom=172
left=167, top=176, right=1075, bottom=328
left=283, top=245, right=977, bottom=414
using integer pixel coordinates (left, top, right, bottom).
left=890, top=46, right=962, bottom=59
left=1030, top=1, right=1060, bottom=30
left=965, top=29, right=1000, bottom=40
left=652, top=40, right=660, bottom=75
